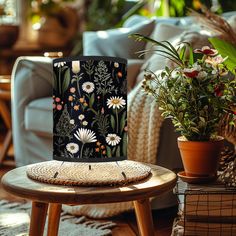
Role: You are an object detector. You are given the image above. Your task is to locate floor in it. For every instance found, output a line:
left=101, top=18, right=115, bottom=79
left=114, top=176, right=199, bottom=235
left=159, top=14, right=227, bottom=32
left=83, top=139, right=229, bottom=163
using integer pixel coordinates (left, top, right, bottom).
left=0, top=142, right=178, bottom=236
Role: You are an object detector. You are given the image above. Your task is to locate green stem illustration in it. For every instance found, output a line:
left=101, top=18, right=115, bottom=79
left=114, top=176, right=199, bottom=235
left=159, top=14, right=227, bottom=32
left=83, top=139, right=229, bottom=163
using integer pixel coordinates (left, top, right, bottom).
left=59, top=67, right=61, bottom=95
left=80, top=143, right=85, bottom=158
left=76, top=75, right=81, bottom=97
left=116, top=109, right=119, bottom=133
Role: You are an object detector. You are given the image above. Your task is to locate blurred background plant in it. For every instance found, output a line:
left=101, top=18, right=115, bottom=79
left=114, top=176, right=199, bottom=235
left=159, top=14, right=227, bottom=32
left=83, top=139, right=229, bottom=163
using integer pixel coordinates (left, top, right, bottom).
left=28, top=0, right=75, bottom=27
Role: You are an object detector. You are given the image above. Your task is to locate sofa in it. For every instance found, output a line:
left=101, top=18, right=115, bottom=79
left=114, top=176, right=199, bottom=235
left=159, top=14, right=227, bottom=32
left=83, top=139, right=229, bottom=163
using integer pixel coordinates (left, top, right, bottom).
left=11, top=13, right=236, bottom=213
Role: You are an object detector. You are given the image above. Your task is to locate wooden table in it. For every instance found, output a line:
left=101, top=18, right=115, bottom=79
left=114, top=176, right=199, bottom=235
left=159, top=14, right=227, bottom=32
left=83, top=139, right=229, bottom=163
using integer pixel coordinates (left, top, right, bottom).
left=1, top=164, right=177, bottom=236
left=0, top=75, right=12, bottom=164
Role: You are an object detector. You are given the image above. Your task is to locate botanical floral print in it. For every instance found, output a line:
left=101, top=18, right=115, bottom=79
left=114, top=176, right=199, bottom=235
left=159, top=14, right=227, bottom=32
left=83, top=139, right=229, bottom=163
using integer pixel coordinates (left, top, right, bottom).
left=82, top=82, right=95, bottom=93
left=74, top=128, right=97, bottom=144
left=66, top=143, right=79, bottom=154
left=106, top=134, right=121, bottom=146
left=53, top=57, right=127, bottom=162
left=107, top=96, right=126, bottom=109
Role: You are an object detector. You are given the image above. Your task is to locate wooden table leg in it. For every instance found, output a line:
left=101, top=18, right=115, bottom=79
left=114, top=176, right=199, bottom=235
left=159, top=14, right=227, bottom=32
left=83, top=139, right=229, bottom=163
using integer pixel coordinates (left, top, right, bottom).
left=133, top=198, right=155, bottom=236
left=0, top=99, right=12, bottom=164
left=47, top=203, right=62, bottom=236
left=0, top=130, right=12, bottom=164
left=29, top=201, right=48, bottom=236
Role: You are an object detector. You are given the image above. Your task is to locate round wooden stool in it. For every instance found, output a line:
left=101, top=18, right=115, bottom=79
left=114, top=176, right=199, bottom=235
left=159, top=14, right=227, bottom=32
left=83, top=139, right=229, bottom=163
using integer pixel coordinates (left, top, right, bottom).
left=1, top=164, right=177, bottom=236
left=0, top=75, right=12, bottom=164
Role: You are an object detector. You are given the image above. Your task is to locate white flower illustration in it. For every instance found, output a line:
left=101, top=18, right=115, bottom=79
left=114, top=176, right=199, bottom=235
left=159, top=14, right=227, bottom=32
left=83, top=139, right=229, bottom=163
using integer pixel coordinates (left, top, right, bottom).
left=114, top=62, right=119, bottom=68
left=82, top=82, right=95, bottom=93
left=106, top=134, right=121, bottom=146
left=66, top=143, right=79, bottom=154
left=54, top=61, right=66, bottom=67
left=82, top=121, right=88, bottom=126
left=78, top=114, right=85, bottom=120
left=74, top=128, right=97, bottom=144
left=107, top=96, right=126, bottom=109
left=70, top=119, right=75, bottom=124
left=72, top=60, right=80, bottom=74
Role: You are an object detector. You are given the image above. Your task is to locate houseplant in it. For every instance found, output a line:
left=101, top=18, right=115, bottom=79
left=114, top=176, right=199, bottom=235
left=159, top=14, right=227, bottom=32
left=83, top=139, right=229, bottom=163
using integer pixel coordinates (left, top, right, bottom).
left=29, top=0, right=78, bottom=47
left=132, top=34, right=236, bottom=177
left=0, top=2, right=19, bottom=48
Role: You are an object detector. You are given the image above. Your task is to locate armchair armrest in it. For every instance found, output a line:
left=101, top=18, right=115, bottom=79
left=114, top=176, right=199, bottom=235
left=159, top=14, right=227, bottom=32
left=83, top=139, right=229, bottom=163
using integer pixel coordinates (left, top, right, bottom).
left=127, top=59, right=144, bottom=91
left=11, top=56, right=53, bottom=165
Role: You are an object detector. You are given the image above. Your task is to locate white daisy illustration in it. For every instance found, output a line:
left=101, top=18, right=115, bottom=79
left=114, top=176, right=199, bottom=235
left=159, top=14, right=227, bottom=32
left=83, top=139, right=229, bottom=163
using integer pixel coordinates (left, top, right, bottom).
left=114, top=62, right=119, bottom=68
left=74, top=128, right=97, bottom=144
left=70, top=119, right=75, bottom=124
left=82, top=121, right=88, bottom=126
left=66, top=143, right=79, bottom=154
left=107, top=96, right=126, bottom=109
left=72, top=60, right=80, bottom=74
left=106, top=134, right=121, bottom=146
left=78, top=114, right=85, bottom=120
left=54, top=61, right=66, bottom=67
left=82, top=82, right=95, bottom=93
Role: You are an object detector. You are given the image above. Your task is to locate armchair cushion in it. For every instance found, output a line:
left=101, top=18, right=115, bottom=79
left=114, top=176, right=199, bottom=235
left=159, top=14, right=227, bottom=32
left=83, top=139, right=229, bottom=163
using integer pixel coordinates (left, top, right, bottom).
left=25, top=97, right=52, bottom=137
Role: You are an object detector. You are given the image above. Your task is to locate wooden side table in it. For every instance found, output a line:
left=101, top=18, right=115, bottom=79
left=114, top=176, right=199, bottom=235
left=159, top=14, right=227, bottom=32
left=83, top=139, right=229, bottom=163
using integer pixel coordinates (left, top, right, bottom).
left=0, top=75, right=12, bottom=164
left=1, top=163, right=177, bottom=236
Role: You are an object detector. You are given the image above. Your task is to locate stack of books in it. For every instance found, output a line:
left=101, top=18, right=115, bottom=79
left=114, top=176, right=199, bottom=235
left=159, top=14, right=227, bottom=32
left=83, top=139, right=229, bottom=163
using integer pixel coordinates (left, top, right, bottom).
left=173, top=180, right=236, bottom=236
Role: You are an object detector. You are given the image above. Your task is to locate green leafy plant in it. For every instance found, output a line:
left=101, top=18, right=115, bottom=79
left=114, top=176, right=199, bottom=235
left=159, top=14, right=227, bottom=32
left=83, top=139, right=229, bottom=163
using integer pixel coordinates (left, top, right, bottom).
left=132, top=34, right=236, bottom=141
left=209, top=37, right=236, bottom=75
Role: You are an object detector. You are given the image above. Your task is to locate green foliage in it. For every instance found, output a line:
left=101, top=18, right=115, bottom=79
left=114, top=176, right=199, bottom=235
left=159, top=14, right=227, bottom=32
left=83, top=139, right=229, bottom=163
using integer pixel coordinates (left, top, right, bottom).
left=136, top=35, right=236, bottom=141
left=92, top=111, right=110, bottom=137
left=82, top=60, right=95, bottom=78
left=62, top=68, right=71, bottom=95
left=209, top=38, right=236, bottom=75
left=85, top=0, right=126, bottom=30
left=55, top=105, right=75, bottom=138
left=94, top=61, right=117, bottom=96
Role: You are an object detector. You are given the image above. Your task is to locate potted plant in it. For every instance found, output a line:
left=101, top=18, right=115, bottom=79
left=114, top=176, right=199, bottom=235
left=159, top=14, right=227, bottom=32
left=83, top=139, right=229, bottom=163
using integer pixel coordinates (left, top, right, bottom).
left=0, top=3, right=19, bottom=48
left=132, top=34, right=236, bottom=177
left=29, top=0, right=78, bottom=47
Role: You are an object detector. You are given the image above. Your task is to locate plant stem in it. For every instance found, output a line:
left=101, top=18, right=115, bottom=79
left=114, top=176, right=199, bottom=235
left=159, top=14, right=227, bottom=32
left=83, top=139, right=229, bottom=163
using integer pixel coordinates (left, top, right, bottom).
left=59, top=67, right=61, bottom=95
left=80, top=143, right=84, bottom=158
left=116, top=109, right=119, bottom=133
left=76, top=75, right=81, bottom=97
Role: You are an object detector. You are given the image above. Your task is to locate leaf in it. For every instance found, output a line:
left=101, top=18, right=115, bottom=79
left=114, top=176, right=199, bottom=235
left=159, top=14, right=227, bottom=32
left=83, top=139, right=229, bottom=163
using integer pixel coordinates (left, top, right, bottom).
left=122, top=133, right=127, bottom=156
left=71, top=78, right=77, bottom=84
left=188, top=46, right=194, bottom=65
left=62, top=68, right=71, bottom=94
left=112, top=147, right=116, bottom=155
left=116, top=146, right=120, bottom=157
left=110, top=115, right=115, bottom=130
left=120, top=112, right=127, bottom=133
left=179, top=45, right=186, bottom=61
left=89, top=93, right=95, bottom=108
left=106, top=146, right=112, bottom=157
left=209, top=37, right=236, bottom=74
left=53, top=73, right=57, bottom=90
left=199, top=117, right=205, bottom=122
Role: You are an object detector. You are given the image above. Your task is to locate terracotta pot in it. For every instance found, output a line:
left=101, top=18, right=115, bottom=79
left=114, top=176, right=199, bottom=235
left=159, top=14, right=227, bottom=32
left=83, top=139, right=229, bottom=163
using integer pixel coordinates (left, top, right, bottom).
left=0, top=24, right=19, bottom=48
left=177, top=136, right=224, bottom=177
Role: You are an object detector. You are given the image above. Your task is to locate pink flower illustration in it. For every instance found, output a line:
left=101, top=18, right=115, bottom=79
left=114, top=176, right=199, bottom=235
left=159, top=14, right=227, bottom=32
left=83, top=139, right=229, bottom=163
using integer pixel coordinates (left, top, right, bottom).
left=70, top=87, right=76, bottom=93
left=57, top=104, right=62, bottom=110
left=55, top=97, right=60, bottom=102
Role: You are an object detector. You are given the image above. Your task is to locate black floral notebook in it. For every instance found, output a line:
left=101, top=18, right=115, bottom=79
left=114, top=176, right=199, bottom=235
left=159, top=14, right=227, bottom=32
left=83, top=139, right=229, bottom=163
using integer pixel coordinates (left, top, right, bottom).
left=53, top=56, right=127, bottom=162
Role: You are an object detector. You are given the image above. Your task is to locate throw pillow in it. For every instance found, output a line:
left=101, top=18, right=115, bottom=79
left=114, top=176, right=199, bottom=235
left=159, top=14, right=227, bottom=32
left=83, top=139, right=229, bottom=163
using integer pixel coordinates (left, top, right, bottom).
left=83, top=19, right=155, bottom=59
